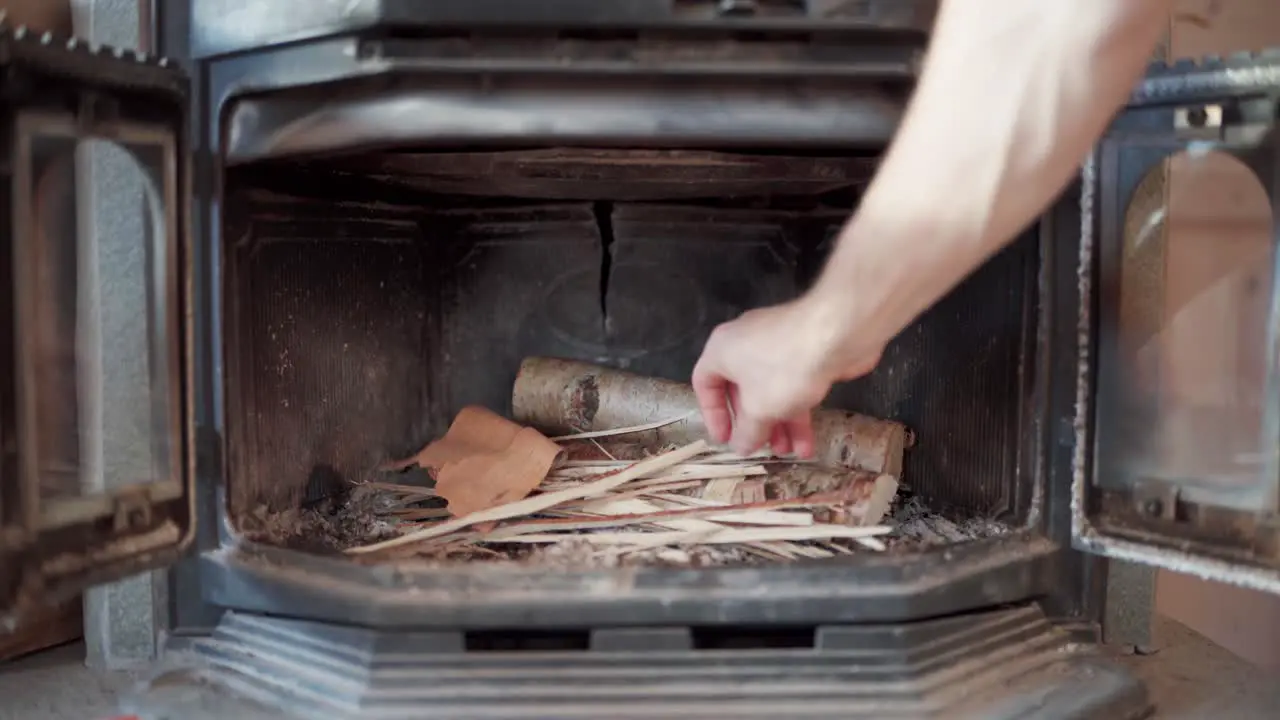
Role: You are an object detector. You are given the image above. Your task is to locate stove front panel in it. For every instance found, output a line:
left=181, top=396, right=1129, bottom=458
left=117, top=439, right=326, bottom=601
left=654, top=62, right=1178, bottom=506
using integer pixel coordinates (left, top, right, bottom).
left=159, top=0, right=1099, bottom=633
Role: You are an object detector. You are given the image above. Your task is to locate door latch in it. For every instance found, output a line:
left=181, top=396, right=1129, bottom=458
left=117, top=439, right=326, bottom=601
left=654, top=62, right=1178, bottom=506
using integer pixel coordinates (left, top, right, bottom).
left=1174, top=103, right=1225, bottom=140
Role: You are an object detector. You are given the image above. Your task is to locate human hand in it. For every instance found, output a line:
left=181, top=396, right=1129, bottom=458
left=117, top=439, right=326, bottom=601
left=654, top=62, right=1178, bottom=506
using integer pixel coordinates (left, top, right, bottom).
left=691, top=297, right=883, bottom=457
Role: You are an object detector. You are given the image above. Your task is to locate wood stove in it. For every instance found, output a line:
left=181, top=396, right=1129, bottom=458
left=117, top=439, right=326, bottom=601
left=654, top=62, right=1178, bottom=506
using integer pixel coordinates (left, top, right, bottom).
left=2, top=1, right=1279, bottom=717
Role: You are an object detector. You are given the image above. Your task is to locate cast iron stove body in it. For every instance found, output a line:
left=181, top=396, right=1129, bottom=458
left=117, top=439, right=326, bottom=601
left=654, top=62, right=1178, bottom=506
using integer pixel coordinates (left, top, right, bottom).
left=3, top=1, right=1280, bottom=718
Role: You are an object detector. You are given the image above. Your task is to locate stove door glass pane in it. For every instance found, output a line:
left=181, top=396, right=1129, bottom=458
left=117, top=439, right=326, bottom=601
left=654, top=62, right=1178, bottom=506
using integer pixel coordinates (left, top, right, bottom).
left=12, top=114, right=182, bottom=533
left=1079, top=63, right=1280, bottom=591
left=1099, top=146, right=1278, bottom=513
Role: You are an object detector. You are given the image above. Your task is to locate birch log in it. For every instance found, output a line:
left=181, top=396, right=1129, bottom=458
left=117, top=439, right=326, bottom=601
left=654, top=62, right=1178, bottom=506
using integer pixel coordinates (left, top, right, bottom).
left=513, top=356, right=910, bottom=476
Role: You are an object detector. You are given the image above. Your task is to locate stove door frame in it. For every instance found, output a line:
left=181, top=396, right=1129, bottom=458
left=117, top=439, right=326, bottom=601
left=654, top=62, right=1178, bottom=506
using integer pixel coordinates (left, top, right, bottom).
left=144, top=0, right=1117, bottom=636
left=0, top=26, right=195, bottom=630
left=1073, top=51, right=1280, bottom=593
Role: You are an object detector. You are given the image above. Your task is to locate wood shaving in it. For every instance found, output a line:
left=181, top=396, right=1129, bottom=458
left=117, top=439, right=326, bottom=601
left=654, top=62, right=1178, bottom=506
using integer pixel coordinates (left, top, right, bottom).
left=549, top=415, right=692, bottom=442
left=347, top=440, right=711, bottom=554
left=241, top=398, right=1019, bottom=567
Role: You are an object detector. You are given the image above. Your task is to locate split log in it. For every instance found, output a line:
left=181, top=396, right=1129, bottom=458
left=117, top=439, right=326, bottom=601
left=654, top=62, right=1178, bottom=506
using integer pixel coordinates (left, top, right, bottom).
left=761, top=466, right=899, bottom=528
left=513, top=357, right=910, bottom=476
left=654, top=465, right=897, bottom=528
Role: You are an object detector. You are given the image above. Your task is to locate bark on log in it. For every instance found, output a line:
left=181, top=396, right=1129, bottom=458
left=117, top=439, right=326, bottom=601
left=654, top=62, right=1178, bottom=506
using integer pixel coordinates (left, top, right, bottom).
left=763, top=466, right=899, bottom=527
left=513, top=356, right=910, bottom=477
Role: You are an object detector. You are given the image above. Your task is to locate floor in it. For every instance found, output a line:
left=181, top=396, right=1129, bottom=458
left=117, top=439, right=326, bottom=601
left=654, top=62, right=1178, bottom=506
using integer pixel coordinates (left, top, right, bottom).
left=0, top=643, right=137, bottom=720
left=0, top=616, right=1276, bottom=719
left=1114, top=617, right=1280, bottom=718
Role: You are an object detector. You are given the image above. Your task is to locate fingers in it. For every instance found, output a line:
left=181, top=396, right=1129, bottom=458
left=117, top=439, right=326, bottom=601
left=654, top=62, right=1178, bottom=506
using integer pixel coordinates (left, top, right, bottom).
left=726, top=385, right=765, bottom=455
left=691, top=358, right=733, bottom=444
left=769, top=424, right=793, bottom=457
left=784, top=412, right=816, bottom=459
left=695, top=316, right=821, bottom=457
left=729, top=414, right=772, bottom=456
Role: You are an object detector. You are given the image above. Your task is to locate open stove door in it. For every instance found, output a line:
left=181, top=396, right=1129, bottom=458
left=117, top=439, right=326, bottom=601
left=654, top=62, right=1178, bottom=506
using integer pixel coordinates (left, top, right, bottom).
left=1075, top=50, right=1280, bottom=593
left=0, top=26, right=192, bottom=629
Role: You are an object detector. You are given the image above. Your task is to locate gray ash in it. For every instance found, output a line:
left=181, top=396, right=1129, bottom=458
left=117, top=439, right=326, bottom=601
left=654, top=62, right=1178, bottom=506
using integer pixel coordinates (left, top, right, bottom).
left=241, top=484, right=407, bottom=553
left=387, top=538, right=757, bottom=570
left=242, top=476, right=1013, bottom=562
left=884, top=495, right=1013, bottom=550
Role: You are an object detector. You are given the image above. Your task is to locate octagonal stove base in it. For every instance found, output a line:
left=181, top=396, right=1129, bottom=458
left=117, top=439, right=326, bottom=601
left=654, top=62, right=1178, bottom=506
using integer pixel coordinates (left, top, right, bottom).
left=119, top=604, right=1150, bottom=719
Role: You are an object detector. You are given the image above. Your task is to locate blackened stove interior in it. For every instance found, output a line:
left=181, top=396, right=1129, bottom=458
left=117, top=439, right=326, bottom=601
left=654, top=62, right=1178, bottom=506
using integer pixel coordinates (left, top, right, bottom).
left=220, top=147, right=1033, bottom=565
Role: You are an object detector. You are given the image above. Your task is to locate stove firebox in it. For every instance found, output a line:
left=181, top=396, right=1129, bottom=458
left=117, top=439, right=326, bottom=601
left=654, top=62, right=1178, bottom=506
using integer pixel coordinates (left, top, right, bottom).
left=221, top=156, right=1034, bottom=555
left=184, top=1, right=1074, bottom=624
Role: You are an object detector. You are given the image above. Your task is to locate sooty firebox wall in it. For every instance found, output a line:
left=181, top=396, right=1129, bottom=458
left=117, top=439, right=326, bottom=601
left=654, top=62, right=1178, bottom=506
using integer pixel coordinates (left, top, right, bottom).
left=221, top=148, right=1031, bottom=564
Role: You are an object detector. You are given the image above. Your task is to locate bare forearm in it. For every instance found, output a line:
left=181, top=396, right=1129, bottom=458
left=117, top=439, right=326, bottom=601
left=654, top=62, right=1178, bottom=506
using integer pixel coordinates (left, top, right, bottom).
left=806, top=0, right=1171, bottom=357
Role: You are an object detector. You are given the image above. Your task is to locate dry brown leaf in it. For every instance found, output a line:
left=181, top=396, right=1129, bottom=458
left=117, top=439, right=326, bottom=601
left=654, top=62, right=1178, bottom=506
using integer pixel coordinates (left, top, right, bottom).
left=435, top=426, right=562, bottom=517
left=382, top=406, right=562, bottom=518
left=419, top=406, right=522, bottom=468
